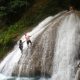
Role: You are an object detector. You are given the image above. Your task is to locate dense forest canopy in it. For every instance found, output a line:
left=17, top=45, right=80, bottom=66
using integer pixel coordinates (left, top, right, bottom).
left=0, top=0, right=80, bottom=26
left=0, top=0, right=35, bottom=25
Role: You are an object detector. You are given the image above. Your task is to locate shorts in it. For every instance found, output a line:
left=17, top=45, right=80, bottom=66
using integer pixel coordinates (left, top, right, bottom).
left=27, top=40, right=32, bottom=45
left=19, top=46, right=23, bottom=51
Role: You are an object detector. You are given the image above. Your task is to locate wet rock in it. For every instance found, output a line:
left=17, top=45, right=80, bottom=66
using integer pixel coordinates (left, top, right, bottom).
left=12, top=14, right=63, bottom=77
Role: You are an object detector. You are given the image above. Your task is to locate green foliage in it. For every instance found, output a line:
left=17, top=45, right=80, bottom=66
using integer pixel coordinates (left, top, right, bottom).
left=10, top=0, right=26, bottom=8
left=0, top=11, right=6, bottom=17
left=0, top=0, right=35, bottom=25
left=0, top=6, right=6, bottom=18
left=0, top=6, right=6, bottom=11
left=8, top=0, right=27, bottom=12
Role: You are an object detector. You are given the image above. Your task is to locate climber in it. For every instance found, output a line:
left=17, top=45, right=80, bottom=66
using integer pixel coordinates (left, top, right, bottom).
left=19, top=40, right=25, bottom=53
left=69, top=6, right=74, bottom=11
left=25, top=33, right=32, bottom=47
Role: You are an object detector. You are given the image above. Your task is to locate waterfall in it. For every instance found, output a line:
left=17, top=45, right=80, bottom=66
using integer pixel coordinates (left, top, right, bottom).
left=0, top=11, right=66, bottom=80
left=0, top=11, right=80, bottom=80
left=51, top=12, right=80, bottom=80
left=0, top=16, right=53, bottom=76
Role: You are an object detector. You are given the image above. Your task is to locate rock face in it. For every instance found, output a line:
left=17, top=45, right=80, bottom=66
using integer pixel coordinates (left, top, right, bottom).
left=12, top=13, right=66, bottom=77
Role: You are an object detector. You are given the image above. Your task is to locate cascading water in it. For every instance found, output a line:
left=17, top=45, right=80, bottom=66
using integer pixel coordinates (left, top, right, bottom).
left=51, top=12, right=80, bottom=80
left=0, top=11, right=66, bottom=80
left=13, top=11, right=66, bottom=79
left=0, top=16, right=54, bottom=79
left=0, top=11, right=80, bottom=80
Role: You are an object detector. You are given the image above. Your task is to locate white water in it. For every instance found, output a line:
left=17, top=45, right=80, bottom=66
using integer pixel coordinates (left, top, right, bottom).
left=0, top=11, right=80, bottom=80
left=0, top=11, right=66, bottom=80
left=0, top=16, right=53, bottom=79
left=51, top=13, right=80, bottom=80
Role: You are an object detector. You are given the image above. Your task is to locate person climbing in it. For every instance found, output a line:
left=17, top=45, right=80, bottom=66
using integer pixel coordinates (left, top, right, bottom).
left=25, top=33, right=32, bottom=47
left=19, top=40, right=25, bottom=53
left=69, top=6, right=74, bottom=11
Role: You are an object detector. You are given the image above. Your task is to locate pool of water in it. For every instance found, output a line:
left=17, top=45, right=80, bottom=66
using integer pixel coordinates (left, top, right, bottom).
left=0, top=74, right=50, bottom=80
